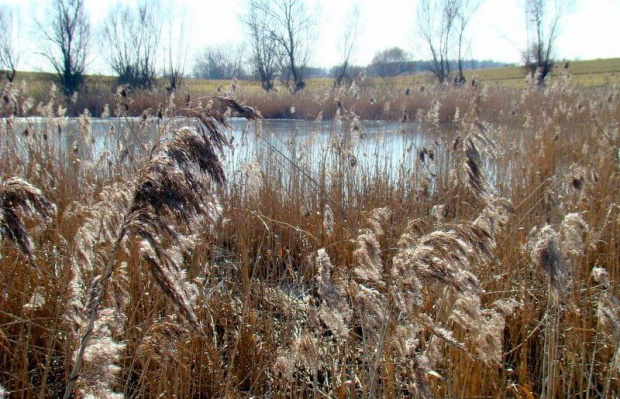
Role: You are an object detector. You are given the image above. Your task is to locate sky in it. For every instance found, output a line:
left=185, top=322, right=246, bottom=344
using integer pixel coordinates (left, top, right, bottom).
left=1, top=0, right=619, bottom=74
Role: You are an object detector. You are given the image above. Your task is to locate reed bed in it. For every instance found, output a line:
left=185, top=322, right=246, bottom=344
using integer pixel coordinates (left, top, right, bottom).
left=0, top=73, right=618, bottom=398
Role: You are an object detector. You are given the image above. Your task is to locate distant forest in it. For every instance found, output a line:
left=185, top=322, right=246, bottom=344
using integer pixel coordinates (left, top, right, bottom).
left=321, top=59, right=515, bottom=79
left=194, top=56, right=515, bottom=81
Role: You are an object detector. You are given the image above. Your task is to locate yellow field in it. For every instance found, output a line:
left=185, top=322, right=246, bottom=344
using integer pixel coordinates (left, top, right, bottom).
left=10, top=57, right=620, bottom=98
left=467, top=58, right=620, bottom=87
left=381, top=58, right=620, bottom=89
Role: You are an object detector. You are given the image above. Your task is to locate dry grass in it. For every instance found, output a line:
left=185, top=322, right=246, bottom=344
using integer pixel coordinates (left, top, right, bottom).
left=0, top=70, right=619, bottom=398
left=8, top=58, right=620, bottom=120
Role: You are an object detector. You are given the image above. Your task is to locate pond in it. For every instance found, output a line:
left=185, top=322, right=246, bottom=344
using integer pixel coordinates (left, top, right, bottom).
left=2, top=116, right=447, bottom=186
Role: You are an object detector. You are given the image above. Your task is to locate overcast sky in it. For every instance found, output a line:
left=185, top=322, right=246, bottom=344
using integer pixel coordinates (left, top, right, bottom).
left=1, top=0, right=619, bottom=74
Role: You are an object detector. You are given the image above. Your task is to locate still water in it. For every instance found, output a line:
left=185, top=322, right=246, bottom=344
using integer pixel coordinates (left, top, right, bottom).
left=2, top=116, right=443, bottom=183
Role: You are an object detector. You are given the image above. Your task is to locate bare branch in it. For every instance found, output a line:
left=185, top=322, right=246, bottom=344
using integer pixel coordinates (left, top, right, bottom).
left=523, top=0, right=572, bottom=86
left=0, top=5, right=19, bottom=82
left=162, top=1, right=190, bottom=91
left=36, top=0, right=90, bottom=96
left=416, top=0, right=480, bottom=84
left=193, top=43, right=247, bottom=80
left=242, top=0, right=281, bottom=91
left=245, top=0, right=319, bottom=93
left=101, top=0, right=162, bottom=89
left=334, top=5, right=360, bottom=87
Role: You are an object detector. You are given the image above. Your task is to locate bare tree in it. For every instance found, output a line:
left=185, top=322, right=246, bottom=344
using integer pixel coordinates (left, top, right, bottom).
left=454, top=0, right=481, bottom=84
left=333, top=5, right=360, bottom=87
left=523, top=0, right=571, bottom=86
left=370, top=47, right=410, bottom=79
left=416, top=0, right=481, bottom=84
left=102, top=1, right=162, bottom=89
left=242, top=0, right=280, bottom=91
left=416, top=0, right=459, bottom=84
left=0, top=5, right=19, bottom=82
left=162, top=1, right=190, bottom=91
left=257, top=0, right=319, bottom=93
left=193, top=44, right=247, bottom=80
left=37, top=0, right=90, bottom=96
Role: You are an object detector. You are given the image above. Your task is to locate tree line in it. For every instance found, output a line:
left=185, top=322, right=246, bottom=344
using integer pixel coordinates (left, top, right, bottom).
left=0, top=0, right=572, bottom=97
left=193, top=46, right=513, bottom=81
left=0, top=0, right=188, bottom=96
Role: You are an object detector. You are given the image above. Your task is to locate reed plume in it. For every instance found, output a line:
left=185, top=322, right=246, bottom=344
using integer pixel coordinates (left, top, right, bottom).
left=315, top=248, right=350, bottom=338
left=352, top=229, right=384, bottom=286
left=463, top=137, right=490, bottom=199
left=215, top=96, right=263, bottom=121
left=592, top=266, right=620, bottom=396
left=351, top=208, right=392, bottom=341
left=64, top=182, right=134, bottom=397
left=75, top=308, right=126, bottom=398
left=0, top=177, right=55, bottom=267
left=559, top=212, right=589, bottom=257
left=352, top=208, right=391, bottom=287
left=139, top=316, right=189, bottom=364
left=527, top=212, right=589, bottom=293
left=63, top=98, right=261, bottom=399
left=66, top=182, right=133, bottom=332
left=389, top=111, right=515, bottom=374
left=322, top=204, right=334, bottom=236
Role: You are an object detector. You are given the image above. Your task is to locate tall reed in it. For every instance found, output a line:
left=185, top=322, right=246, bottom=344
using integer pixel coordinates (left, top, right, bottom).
left=0, top=72, right=618, bottom=397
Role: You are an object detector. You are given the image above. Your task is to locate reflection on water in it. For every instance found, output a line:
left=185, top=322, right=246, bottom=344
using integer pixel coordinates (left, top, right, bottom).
left=226, top=118, right=428, bottom=171
left=3, top=117, right=443, bottom=185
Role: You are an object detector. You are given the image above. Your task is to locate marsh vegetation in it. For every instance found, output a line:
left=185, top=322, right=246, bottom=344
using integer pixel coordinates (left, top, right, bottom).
left=0, top=68, right=619, bottom=398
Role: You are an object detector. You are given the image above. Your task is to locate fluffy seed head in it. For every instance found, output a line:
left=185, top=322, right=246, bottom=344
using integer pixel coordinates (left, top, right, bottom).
left=0, top=177, right=56, bottom=265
